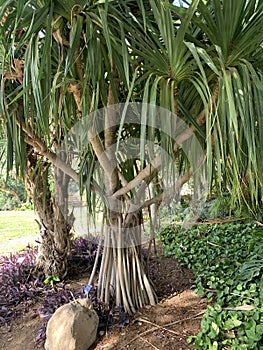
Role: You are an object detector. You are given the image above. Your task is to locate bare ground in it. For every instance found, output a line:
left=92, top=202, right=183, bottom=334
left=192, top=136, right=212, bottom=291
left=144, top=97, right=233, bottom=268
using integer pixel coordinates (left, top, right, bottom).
left=0, top=254, right=206, bottom=350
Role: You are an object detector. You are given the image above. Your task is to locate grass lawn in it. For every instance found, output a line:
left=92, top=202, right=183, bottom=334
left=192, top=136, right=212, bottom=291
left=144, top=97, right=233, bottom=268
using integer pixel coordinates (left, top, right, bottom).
left=0, top=210, right=39, bottom=255
left=0, top=208, right=150, bottom=255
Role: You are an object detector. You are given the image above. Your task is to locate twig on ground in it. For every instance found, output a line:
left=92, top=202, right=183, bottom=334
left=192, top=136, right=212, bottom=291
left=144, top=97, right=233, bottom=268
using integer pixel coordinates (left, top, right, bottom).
left=224, top=305, right=254, bottom=311
left=137, top=317, right=180, bottom=336
left=121, top=310, right=206, bottom=349
left=139, top=336, right=160, bottom=350
left=207, top=241, right=221, bottom=247
left=163, top=310, right=206, bottom=327
left=230, top=293, right=254, bottom=301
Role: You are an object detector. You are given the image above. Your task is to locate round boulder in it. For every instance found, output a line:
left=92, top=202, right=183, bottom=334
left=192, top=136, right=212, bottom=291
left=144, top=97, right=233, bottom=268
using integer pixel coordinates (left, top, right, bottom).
left=44, top=298, right=99, bottom=350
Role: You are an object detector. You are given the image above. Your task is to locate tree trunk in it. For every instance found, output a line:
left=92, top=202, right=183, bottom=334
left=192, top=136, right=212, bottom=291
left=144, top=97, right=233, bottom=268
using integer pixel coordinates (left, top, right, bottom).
left=25, top=146, right=73, bottom=278
left=92, top=208, right=157, bottom=315
left=70, top=67, right=158, bottom=313
left=92, top=67, right=157, bottom=313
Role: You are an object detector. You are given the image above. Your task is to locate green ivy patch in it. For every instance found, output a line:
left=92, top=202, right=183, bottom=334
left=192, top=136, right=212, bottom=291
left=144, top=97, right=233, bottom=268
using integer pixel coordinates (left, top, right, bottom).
left=161, top=222, right=263, bottom=349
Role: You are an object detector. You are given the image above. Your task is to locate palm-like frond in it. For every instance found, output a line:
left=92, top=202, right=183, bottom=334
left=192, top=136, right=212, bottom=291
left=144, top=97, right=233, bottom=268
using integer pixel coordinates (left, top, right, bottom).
left=190, top=0, right=263, bottom=212
left=194, top=0, right=263, bottom=66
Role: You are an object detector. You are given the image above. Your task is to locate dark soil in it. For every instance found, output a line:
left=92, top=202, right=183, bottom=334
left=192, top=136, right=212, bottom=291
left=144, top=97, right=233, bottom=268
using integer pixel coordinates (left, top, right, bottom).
left=0, top=253, right=206, bottom=350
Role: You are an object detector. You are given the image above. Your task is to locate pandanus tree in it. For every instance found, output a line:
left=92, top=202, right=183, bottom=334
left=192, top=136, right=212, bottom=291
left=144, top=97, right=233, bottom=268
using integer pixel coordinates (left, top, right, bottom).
left=0, top=0, right=263, bottom=313
left=135, top=0, right=263, bottom=216
left=189, top=0, right=263, bottom=215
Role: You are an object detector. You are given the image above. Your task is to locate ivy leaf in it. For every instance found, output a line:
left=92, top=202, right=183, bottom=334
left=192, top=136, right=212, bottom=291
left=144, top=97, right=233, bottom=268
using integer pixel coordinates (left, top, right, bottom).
left=224, top=318, right=242, bottom=330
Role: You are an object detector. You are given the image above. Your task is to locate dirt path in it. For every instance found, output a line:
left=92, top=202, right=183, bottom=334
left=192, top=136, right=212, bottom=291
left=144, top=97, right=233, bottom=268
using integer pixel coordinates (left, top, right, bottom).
left=93, top=289, right=206, bottom=350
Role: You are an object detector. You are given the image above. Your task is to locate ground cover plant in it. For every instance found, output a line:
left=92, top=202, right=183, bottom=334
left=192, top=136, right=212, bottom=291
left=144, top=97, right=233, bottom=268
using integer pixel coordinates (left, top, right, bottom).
left=161, top=222, right=263, bottom=349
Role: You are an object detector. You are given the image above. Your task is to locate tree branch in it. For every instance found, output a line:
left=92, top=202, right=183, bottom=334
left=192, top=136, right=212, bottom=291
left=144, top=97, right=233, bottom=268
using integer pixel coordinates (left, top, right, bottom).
left=67, top=82, right=82, bottom=117
left=19, top=120, right=79, bottom=182
left=67, top=80, right=116, bottom=184
left=104, top=63, right=120, bottom=194
left=0, top=187, right=19, bottom=199
left=141, top=169, right=193, bottom=209
left=113, top=79, right=219, bottom=199
left=113, top=156, right=162, bottom=198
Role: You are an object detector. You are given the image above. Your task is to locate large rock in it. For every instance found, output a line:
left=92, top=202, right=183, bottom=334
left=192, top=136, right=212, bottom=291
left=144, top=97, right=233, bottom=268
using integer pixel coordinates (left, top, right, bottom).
left=44, top=298, right=99, bottom=350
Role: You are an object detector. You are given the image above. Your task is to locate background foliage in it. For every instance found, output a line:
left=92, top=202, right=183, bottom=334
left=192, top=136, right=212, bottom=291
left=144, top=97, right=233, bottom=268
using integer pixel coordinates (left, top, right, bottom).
left=0, top=174, right=29, bottom=210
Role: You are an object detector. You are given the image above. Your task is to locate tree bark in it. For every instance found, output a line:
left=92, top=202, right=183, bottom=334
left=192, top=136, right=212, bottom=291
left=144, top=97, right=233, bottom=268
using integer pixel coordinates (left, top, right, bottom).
left=25, top=146, right=73, bottom=278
